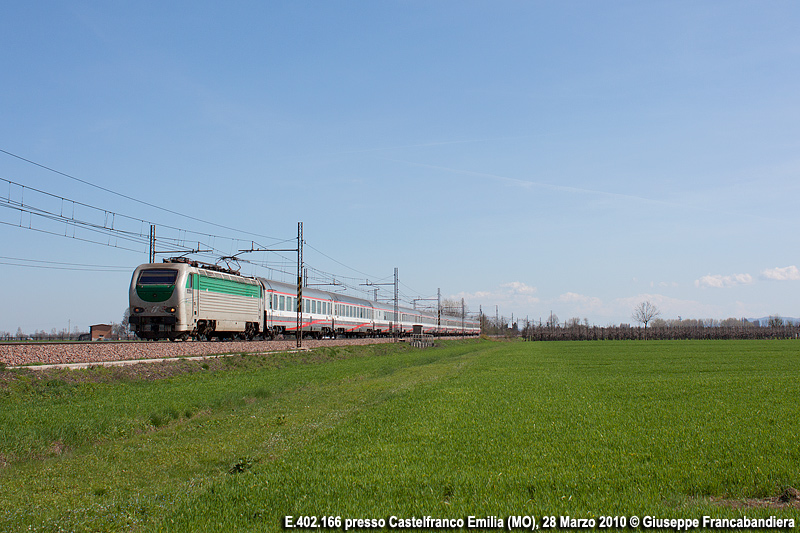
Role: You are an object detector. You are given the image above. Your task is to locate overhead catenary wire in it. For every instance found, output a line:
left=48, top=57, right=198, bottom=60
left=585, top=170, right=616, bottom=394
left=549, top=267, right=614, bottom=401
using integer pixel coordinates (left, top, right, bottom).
left=0, top=148, right=281, bottom=241
left=0, top=176, right=287, bottom=262
left=1, top=165, right=443, bottom=306
left=0, top=260, right=131, bottom=272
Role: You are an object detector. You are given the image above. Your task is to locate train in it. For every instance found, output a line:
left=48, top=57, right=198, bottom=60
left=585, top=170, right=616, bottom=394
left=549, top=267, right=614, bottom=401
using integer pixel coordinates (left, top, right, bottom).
left=128, top=258, right=481, bottom=341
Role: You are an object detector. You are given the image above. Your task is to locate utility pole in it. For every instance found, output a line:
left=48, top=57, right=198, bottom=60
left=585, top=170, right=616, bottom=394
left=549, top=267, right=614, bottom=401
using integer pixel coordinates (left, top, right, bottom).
left=296, top=222, right=303, bottom=348
left=361, top=273, right=397, bottom=337
left=236, top=222, right=303, bottom=347
left=149, top=225, right=155, bottom=263
left=461, top=297, right=465, bottom=336
left=438, top=288, right=442, bottom=338
left=394, top=267, right=399, bottom=342
left=148, top=223, right=210, bottom=262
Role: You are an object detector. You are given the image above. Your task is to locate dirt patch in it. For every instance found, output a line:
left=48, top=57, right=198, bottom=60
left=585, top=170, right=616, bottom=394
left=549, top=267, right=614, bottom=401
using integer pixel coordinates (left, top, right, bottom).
left=710, top=486, right=800, bottom=510
left=48, top=440, right=67, bottom=456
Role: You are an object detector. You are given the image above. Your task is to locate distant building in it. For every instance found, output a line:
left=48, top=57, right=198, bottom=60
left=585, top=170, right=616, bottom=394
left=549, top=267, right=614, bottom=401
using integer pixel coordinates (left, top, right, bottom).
left=90, top=324, right=113, bottom=341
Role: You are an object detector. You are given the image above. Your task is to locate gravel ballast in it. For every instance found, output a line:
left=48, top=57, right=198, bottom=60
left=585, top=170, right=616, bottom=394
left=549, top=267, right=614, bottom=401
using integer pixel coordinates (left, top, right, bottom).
left=0, top=338, right=399, bottom=367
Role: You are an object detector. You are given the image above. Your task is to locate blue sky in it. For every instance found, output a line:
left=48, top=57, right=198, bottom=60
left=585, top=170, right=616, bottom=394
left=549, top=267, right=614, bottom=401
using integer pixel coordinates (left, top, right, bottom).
left=2, top=1, right=799, bottom=332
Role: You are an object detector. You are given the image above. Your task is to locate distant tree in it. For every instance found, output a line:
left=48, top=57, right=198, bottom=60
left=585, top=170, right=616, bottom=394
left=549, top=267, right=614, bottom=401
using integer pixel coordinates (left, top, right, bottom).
left=122, top=308, right=130, bottom=334
left=768, top=315, right=784, bottom=328
left=546, top=312, right=559, bottom=329
left=650, top=318, right=667, bottom=328
left=16, top=327, right=23, bottom=340
left=441, top=298, right=468, bottom=317
left=721, top=317, right=743, bottom=328
left=632, top=301, right=661, bottom=338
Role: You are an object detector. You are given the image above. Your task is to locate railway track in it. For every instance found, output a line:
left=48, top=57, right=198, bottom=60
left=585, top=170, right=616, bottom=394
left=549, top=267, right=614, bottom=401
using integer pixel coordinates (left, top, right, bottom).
left=0, top=337, right=402, bottom=367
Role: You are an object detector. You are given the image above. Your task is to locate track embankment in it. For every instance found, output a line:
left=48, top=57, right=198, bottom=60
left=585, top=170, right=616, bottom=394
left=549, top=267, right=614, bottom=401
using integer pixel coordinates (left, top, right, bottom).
left=0, top=338, right=398, bottom=367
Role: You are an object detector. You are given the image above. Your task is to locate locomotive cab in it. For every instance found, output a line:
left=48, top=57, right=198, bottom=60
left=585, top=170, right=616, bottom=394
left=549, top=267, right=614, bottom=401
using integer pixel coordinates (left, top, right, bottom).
left=129, top=260, right=265, bottom=341
left=128, top=263, right=189, bottom=340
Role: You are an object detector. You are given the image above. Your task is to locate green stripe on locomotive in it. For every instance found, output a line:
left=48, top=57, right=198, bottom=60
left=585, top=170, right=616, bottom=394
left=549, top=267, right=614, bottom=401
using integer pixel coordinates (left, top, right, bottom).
left=198, top=275, right=261, bottom=298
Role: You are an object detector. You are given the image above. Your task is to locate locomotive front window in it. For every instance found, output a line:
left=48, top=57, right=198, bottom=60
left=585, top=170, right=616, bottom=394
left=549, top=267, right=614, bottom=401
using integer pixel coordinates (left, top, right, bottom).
left=138, top=269, right=178, bottom=285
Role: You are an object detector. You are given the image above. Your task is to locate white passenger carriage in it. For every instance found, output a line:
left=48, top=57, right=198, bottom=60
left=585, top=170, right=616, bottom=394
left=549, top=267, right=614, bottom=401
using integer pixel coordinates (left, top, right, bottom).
left=261, top=279, right=335, bottom=338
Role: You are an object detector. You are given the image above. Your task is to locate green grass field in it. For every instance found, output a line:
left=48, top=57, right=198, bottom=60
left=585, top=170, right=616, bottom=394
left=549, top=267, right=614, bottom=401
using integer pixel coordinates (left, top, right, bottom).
left=1, top=339, right=799, bottom=531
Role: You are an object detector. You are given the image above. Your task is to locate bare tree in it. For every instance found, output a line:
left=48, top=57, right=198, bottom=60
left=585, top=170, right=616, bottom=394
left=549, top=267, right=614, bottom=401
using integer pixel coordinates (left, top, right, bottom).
left=768, top=315, right=784, bottom=328
left=440, top=298, right=468, bottom=317
left=567, top=317, right=582, bottom=329
left=632, top=301, right=661, bottom=338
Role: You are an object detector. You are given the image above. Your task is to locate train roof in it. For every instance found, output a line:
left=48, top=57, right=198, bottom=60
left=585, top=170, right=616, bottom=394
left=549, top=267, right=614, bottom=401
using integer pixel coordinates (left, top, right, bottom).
left=330, top=292, right=375, bottom=306
left=257, top=278, right=332, bottom=300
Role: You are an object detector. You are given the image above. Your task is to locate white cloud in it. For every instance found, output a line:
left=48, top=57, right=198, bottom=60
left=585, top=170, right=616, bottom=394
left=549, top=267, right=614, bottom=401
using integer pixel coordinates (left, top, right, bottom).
left=694, top=273, right=753, bottom=288
left=454, top=281, right=539, bottom=316
left=760, top=265, right=800, bottom=281
left=500, top=281, right=538, bottom=295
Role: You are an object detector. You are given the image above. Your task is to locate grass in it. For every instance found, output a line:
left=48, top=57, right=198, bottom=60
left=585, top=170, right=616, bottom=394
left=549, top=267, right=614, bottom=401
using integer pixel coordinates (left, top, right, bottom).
left=1, top=339, right=799, bottom=531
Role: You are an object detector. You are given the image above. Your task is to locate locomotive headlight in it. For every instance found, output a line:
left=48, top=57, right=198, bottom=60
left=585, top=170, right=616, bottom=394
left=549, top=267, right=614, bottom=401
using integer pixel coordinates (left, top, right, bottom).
left=133, top=307, right=144, bottom=314
left=165, top=306, right=177, bottom=313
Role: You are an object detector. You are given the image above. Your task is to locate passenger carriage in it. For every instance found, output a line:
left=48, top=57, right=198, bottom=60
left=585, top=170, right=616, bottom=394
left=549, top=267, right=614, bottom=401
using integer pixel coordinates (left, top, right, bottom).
left=260, top=279, right=334, bottom=338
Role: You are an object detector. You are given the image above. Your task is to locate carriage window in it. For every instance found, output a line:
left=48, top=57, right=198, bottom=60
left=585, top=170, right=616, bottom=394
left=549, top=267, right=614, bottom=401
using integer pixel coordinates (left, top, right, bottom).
left=279, top=295, right=285, bottom=311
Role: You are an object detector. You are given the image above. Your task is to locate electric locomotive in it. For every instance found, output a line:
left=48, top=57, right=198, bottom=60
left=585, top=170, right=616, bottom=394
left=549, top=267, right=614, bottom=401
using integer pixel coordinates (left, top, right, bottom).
left=128, top=259, right=263, bottom=340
